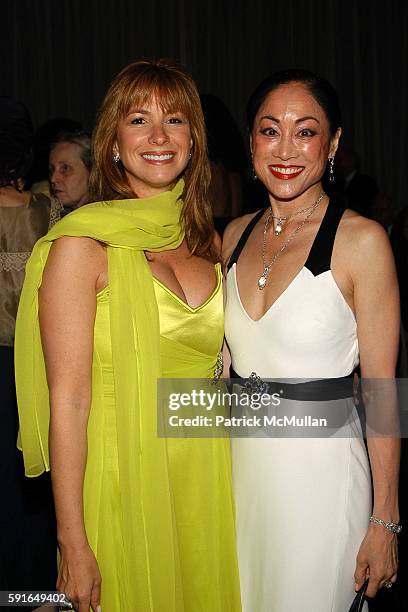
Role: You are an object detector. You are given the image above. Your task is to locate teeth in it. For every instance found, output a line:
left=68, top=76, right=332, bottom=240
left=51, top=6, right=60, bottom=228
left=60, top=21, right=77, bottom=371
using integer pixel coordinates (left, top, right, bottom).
left=271, top=166, right=302, bottom=174
left=142, top=153, right=174, bottom=161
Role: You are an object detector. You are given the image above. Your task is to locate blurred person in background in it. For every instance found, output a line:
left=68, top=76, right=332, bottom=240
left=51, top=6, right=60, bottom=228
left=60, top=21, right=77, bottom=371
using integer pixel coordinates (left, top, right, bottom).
left=28, top=117, right=83, bottom=196
left=324, top=142, right=379, bottom=219
left=49, top=130, right=91, bottom=215
left=200, top=93, right=248, bottom=234
left=0, top=96, right=57, bottom=609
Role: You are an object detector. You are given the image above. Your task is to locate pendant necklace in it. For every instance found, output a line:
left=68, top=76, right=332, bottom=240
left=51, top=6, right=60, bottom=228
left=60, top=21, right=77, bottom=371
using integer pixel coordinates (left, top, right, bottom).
left=258, top=191, right=326, bottom=290
left=271, top=200, right=322, bottom=236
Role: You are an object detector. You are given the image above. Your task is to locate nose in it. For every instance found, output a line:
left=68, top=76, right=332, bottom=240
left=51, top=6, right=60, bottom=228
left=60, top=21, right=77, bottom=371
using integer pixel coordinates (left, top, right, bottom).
left=49, top=169, right=58, bottom=185
left=148, top=122, right=170, bottom=145
left=275, top=132, right=297, bottom=161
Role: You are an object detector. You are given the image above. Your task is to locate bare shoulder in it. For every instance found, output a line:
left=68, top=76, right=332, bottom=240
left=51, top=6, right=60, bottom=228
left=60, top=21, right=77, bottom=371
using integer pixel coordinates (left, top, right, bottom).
left=336, top=209, right=394, bottom=272
left=48, top=235, right=106, bottom=267
left=222, top=211, right=262, bottom=263
left=339, top=209, right=390, bottom=249
left=44, top=236, right=106, bottom=288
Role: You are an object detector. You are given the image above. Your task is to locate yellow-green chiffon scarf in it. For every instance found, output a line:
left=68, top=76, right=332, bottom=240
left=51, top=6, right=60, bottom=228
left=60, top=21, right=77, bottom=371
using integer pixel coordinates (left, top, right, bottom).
left=15, top=180, right=185, bottom=610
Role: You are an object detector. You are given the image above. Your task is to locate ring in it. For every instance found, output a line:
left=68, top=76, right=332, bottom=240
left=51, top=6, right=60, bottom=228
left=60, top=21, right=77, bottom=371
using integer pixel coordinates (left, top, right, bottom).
left=383, top=580, right=393, bottom=589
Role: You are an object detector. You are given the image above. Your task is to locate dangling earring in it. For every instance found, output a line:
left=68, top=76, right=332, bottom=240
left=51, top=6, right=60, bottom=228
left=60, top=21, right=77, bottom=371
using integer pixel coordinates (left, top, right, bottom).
left=189, top=151, right=192, bottom=159
left=113, top=151, right=120, bottom=163
left=251, top=156, right=257, bottom=180
left=329, top=157, right=335, bottom=183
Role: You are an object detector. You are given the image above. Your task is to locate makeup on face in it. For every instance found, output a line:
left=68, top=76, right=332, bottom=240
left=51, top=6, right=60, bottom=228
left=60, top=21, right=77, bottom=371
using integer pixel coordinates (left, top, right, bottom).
left=251, top=83, right=335, bottom=201
left=114, top=98, right=192, bottom=197
left=268, top=164, right=304, bottom=180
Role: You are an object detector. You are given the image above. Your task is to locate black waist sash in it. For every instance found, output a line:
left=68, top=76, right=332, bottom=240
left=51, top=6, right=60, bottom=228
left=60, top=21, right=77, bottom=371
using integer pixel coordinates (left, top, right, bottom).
left=230, top=367, right=354, bottom=401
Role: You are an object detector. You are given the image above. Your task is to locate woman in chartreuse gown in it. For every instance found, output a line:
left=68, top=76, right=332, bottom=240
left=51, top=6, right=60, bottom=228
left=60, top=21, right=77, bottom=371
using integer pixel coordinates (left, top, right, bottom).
left=222, top=69, right=400, bottom=611
left=15, top=60, right=241, bottom=612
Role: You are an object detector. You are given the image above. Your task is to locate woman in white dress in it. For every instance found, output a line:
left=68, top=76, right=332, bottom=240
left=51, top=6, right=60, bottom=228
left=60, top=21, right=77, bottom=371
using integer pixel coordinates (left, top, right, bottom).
left=222, top=69, right=400, bottom=612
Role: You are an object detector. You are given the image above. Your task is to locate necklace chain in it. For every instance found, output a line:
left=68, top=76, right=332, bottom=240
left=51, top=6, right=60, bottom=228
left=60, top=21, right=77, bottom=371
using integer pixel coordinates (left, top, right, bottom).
left=258, top=191, right=326, bottom=290
left=270, top=201, right=321, bottom=236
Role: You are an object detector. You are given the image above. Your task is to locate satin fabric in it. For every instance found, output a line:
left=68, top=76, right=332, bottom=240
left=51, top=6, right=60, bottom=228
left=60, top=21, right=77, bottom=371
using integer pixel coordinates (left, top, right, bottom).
left=152, top=265, right=241, bottom=609
left=78, top=265, right=241, bottom=610
left=16, top=180, right=208, bottom=611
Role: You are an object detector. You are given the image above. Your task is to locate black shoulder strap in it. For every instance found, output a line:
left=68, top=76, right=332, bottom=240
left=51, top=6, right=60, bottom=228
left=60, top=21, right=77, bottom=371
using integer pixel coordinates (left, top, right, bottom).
left=305, top=202, right=346, bottom=275
left=227, top=208, right=266, bottom=272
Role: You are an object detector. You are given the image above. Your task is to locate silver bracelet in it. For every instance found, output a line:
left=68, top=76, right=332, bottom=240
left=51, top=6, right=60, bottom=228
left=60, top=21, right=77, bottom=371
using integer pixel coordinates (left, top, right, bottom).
left=369, top=515, right=402, bottom=534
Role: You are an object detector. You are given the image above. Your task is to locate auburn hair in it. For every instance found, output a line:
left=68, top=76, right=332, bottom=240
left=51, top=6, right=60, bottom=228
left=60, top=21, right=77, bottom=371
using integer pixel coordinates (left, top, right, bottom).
left=90, top=59, right=217, bottom=261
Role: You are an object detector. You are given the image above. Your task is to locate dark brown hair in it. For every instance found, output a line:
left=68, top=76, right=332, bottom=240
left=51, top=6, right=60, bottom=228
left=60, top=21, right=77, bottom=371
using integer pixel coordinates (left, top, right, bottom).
left=90, top=59, right=217, bottom=261
left=247, top=68, right=342, bottom=136
left=0, top=97, right=33, bottom=187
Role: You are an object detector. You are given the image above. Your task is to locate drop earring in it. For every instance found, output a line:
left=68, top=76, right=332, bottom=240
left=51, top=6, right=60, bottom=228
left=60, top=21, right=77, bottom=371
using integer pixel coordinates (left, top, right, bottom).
left=329, top=157, right=335, bottom=183
left=251, top=156, right=257, bottom=180
left=113, top=152, right=120, bottom=163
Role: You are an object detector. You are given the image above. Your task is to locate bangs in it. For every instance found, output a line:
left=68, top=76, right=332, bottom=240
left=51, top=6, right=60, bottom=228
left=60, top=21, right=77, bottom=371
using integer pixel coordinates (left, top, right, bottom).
left=117, top=68, right=195, bottom=120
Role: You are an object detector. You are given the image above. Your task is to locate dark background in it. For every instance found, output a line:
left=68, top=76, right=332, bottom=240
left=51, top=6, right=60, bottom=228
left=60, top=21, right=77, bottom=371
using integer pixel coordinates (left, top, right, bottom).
left=1, top=1, right=407, bottom=610
left=1, top=0, right=406, bottom=210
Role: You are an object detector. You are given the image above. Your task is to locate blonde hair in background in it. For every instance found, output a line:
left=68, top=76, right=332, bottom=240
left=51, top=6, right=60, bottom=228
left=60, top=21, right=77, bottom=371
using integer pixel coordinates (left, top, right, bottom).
left=90, top=59, right=217, bottom=261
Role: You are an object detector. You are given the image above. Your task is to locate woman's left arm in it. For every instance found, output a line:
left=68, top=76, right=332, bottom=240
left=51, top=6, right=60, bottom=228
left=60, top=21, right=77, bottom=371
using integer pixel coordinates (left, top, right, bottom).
left=351, top=219, right=400, bottom=598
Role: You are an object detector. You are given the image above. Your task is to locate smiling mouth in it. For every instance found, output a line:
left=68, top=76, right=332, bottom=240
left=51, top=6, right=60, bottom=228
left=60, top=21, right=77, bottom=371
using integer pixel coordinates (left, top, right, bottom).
left=269, top=165, right=304, bottom=180
left=141, top=152, right=175, bottom=162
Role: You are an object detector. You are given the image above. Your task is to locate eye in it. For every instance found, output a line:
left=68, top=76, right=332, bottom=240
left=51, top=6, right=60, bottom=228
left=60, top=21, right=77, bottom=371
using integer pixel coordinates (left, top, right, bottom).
left=61, top=164, right=71, bottom=173
left=166, top=116, right=184, bottom=124
left=298, top=128, right=315, bottom=137
left=130, top=116, right=146, bottom=125
left=260, top=127, right=278, bottom=137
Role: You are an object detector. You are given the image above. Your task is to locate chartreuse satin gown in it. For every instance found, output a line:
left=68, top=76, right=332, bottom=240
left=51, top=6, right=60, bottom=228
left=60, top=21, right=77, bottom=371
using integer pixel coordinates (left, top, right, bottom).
left=85, top=263, right=241, bottom=611
left=15, top=183, right=241, bottom=612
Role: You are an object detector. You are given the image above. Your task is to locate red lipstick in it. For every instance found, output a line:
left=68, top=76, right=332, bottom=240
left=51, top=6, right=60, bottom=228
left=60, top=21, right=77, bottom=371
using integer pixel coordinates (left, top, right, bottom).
left=269, top=164, right=304, bottom=180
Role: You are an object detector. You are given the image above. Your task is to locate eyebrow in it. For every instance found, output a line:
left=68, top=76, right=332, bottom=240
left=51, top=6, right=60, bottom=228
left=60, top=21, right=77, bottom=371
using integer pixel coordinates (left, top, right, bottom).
left=127, top=108, right=184, bottom=117
left=128, top=109, right=150, bottom=115
left=260, top=115, right=320, bottom=124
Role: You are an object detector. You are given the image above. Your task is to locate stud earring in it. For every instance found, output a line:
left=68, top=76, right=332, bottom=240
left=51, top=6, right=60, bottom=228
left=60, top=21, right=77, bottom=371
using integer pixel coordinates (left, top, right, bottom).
left=113, top=152, right=120, bottom=163
left=329, top=157, right=335, bottom=183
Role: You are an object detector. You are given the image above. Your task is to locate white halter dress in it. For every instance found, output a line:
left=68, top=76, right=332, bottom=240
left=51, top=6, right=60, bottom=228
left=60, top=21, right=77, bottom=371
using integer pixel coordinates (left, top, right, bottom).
left=225, top=204, right=371, bottom=612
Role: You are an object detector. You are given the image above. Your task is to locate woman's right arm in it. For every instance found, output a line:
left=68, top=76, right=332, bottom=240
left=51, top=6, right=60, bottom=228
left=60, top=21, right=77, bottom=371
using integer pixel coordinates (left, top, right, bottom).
left=39, top=236, right=106, bottom=612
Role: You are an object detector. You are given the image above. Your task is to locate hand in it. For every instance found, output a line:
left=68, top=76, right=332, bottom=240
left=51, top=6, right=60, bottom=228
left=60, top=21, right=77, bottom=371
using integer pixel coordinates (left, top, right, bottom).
left=354, top=523, right=398, bottom=598
left=57, top=542, right=102, bottom=612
